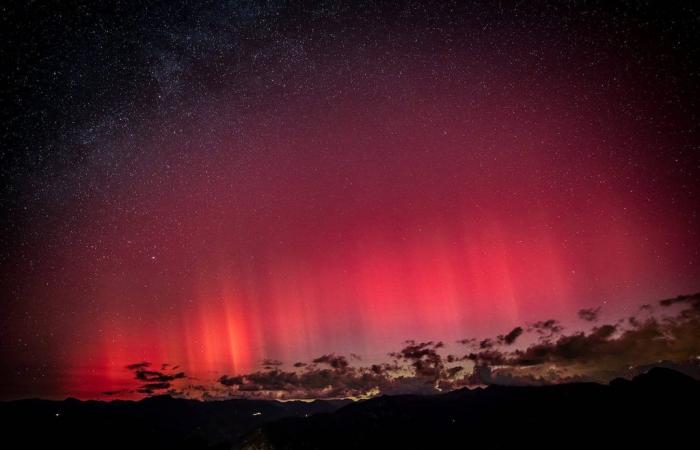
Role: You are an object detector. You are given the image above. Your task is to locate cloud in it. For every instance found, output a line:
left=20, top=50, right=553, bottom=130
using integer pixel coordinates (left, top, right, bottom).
left=125, top=361, right=151, bottom=371
left=143, top=292, right=700, bottom=400
left=465, top=295, right=700, bottom=384
left=312, top=354, right=350, bottom=370
left=578, top=307, right=601, bottom=322
left=124, top=361, right=188, bottom=396
left=261, top=359, right=283, bottom=369
left=466, top=350, right=508, bottom=366
left=137, top=382, right=172, bottom=394
left=527, top=319, right=564, bottom=339
left=507, top=324, right=619, bottom=367
left=389, top=341, right=446, bottom=382
left=479, top=338, right=495, bottom=349
left=101, top=390, right=124, bottom=396
left=218, top=374, right=245, bottom=387
left=213, top=341, right=466, bottom=399
left=134, top=369, right=186, bottom=383
left=659, top=292, right=700, bottom=318
left=500, top=327, right=524, bottom=345
left=456, top=338, right=476, bottom=347
left=217, top=364, right=389, bottom=399
left=659, top=292, right=700, bottom=308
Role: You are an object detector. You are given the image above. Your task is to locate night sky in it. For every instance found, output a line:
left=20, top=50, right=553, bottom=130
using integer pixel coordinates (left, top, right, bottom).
left=2, top=1, right=699, bottom=400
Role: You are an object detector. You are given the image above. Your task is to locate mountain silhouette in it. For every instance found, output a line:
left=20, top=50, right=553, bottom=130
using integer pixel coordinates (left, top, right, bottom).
left=1, top=368, right=696, bottom=449
left=233, top=368, right=700, bottom=449
left=0, top=395, right=348, bottom=449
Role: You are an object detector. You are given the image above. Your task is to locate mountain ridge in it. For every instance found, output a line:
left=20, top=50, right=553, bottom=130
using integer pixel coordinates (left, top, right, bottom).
left=233, top=367, right=700, bottom=449
left=1, top=367, right=696, bottom=449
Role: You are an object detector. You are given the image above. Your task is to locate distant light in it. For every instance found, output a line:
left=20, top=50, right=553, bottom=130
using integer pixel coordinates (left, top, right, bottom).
left=55, top=413, right=60, bottom=417
left=252, top=412, right=262, bottom=416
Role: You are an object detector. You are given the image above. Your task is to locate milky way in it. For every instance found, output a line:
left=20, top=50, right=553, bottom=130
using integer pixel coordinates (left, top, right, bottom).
left=2, top=1, right=699, bottom=399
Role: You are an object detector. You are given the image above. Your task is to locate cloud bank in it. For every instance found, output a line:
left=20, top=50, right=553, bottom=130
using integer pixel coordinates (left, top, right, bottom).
left=123, top=292, right=700, bottom=400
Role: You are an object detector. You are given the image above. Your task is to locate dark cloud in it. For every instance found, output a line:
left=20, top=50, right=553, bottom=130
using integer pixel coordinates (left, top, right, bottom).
left=466, top=296, right=700, bottom=385
left=312, top=354, right=349, bottom=371
left=466, top=350, right=508, bottom=366
left=218, top=374, right=245, bottom=387
left=125, top=361, right=188, bottom=395
left=659, top=292, right=700, bottom=318
left=137, top=382, right=172, bottom=394
left=390, top=341, right=446, bottom=383
left=508, top=324, right=619, bottom=366
left=659, top=292, right=700, bottom=308
left=528, top=319, right=564, bottom=339
left=464, top=327, right=524, bottom=351
left=125, top=361, right=151, bottom=371
left=134, top=370, right=186, bottom=383
left=479, top=338, right=495, bottom=349
left=214, top=342, right=466, bottom=399
left=466, top=364, right=493, bottom=386
left=578, top=307, right=601, bottom=322
left=456, top=338, right=476, bottom=347
left=466, top=363, right=557, bottom=386
left=500, top=327, right=524, bottom=345
left=261, top=359, right=283, bottom=369
left=101, top=390, right=125, bottom=396
left=217, top=364, right=388, bottom=399
left=380, top=377, right=441, bottom=396
left=160, top=292, right=700, bottom=399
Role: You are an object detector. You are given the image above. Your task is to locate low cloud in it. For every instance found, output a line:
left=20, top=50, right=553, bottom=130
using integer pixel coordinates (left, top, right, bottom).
left=578, top=307, right=601, bottom=322
left=125, top=361, right=151, bottom=371
left=137, top=382, right=173, bottom=394
left=312, top=354, right=350, bottom=370
left=213, top=341, right=466, bottom=399
left=389, top=341, right=446, bottom=382
left=527, top=319, right=564, bottom=340
left=465, top=292, right=700, bottom=385
left=261, top=359, right=283, bottom=369
left=134, top=369, right=186, bottom=383
left=129, top=292, right=700, bottom=400
left=500, top=327, right=524, bottom=345
left=115, top=362, right=189, bottom=397
left=218, top=365, right=388, bottom=399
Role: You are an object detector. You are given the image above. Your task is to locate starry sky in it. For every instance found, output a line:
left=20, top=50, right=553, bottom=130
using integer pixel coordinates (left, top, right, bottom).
left=2, top=1, right=699, bottom=400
